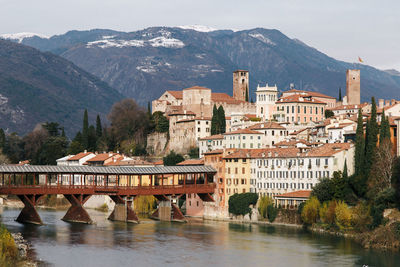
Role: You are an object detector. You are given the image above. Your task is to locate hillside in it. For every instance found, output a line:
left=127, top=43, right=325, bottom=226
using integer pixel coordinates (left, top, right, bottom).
left=0, top=40, right=122, bottom=136
left=4, top=27, right=399, bottom=105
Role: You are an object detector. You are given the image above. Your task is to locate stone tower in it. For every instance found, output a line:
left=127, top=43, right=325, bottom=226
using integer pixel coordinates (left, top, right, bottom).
left=346, top=69, right=360, bottom=105
left=233, top=70, right=249, bottom=101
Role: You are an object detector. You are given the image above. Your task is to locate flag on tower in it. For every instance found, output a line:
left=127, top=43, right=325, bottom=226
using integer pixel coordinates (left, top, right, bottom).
left=358, top=56, right=364, bottom=63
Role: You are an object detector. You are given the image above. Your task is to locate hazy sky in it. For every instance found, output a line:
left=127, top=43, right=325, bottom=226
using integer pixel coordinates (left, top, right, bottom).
left=1, top=0, right=399, bottom=70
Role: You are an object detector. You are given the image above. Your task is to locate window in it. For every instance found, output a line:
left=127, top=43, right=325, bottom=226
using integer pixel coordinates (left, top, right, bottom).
left=242, top=167, right=245, bottom=174
left=235, top=168, right=238, bottom=174
left=298, top=106, right=300, bottom=113
left=304, top=107, right=307, bottom=114
left=272, top=130, right=275, bottom=136
left=292, top=106, right=294, bottom=113
left=197, top=128, right=200, bottom=132
left=325, top=158, right=329, bottom=165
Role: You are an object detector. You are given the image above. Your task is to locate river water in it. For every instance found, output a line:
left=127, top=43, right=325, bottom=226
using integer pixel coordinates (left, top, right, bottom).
left=0, top=207, right=399, bottom=267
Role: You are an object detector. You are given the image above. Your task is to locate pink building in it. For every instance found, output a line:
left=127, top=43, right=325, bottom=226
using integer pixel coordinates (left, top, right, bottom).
left=275, top=94, right=327, bottom=124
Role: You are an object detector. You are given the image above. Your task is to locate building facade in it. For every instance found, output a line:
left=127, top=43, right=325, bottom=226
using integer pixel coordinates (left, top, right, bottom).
left=256, top=83, right=278, bottom=121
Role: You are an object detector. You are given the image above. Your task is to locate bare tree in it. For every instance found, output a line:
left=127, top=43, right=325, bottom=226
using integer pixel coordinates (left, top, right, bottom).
left=0, top=149, right=10, bottom=164
left=368, top=139, right=395, bottom=194
left=23, top=126, right=49, bottom=161
left=108, top=99, right=149, bottom=153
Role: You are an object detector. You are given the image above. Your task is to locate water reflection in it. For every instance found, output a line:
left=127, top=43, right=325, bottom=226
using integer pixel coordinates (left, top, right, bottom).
left=0, top=207, right=399, bottom=267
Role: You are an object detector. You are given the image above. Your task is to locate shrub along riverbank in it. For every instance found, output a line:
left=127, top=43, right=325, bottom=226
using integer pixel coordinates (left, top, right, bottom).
left=0, top=223, right=18, bottom=266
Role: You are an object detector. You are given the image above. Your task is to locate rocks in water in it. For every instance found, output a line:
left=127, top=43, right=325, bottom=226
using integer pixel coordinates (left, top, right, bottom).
left=11, top=232, right=29, bottom=258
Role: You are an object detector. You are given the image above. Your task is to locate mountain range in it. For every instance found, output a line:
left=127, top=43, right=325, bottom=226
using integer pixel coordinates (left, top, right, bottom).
left=0, top=39, right=122, bottom=136
left=2, top=26, right=399, bottom=107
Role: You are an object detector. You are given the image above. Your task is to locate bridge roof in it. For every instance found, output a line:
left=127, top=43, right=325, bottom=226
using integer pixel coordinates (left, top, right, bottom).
left=0, top=165, right=216, bottom=175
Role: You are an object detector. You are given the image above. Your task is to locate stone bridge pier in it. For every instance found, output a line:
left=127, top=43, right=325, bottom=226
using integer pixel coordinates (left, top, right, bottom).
left=108, top=195, right=139, bottom=223
left=151, top=195, right=186, bottom=222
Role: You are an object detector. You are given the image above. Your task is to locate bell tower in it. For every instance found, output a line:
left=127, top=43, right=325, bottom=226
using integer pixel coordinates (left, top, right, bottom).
left=233, top=70, right=249, bottom=101
left=346, top=69, right=360, bottom=105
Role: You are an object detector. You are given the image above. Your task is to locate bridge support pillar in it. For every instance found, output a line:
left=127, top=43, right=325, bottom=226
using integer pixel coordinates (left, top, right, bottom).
left=151, top=195, right=187, bottom=222
left=16, top=194, right=44, bottom=225
left=108, top=195, right=139, bottom=223
left=62, top=194, right=93, bottom=224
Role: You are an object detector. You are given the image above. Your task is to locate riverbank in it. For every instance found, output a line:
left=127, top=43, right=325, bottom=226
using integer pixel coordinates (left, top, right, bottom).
left=0, top=223, right=37, bottom=267
left=204, top=208, right=400, bottom=251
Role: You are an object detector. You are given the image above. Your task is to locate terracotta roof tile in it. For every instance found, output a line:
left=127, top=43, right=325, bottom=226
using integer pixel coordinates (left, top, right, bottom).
left=177, top=159, right=204, bottom=166
left=275, top=190, right=312, bottom=198
left=284, top=89, right=336, bottom=99
left=199, top=134, right=224, bottom=140
left=329, top=103, right=368, bottom=111
left=277, top=94, right=326, bottom=104
left=203, top=149, right=224, bottom=155
left=166, top=91, right=183, bottom=99
left=250, top=121, right=286, bottom=130
left=68, top=152, right=94, bottom=161
left=224, top=128, right=263, bottom=135
left=86, top=153, right=120, bottom=162
left=183, top=86, right=211, bottom=91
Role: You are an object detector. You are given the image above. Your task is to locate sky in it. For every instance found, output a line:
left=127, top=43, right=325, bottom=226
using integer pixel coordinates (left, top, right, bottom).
left=1, top=0, right=399, bottom=70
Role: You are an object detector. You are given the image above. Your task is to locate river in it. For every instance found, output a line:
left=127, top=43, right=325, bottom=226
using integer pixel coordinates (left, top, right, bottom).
left=0, top=207, right=399, bottom=267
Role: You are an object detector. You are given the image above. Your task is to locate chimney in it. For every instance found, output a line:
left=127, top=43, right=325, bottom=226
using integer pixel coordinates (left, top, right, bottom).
left=385, top=100, right=391, bottom=107
left=391, top=99, right=396, bottom=105
left=378, top=99, right=384, bottom=109
left=84, top=150, right=87, bottom=153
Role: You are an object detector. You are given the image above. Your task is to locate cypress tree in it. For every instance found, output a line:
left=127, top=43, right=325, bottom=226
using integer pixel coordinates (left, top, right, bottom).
left=245, top=85, right=249, bottom=102
left=211, top=105, right=218, bottom=135
left=364, top=97, right=378, bottom=176
left=354, top=109, right=365, bottom=175
left=379, top=109, right=391, bottom=146
left=96, top=115, right=102, bottom=138
left=217, top=105, right=226, bottom=134
left=82, top=109, right=89, bottom=149
left=343, top=159, right=348, bottom=179
left=338, top=87, right=342, bottom=101
left=0, top=128, right=5, bottom=150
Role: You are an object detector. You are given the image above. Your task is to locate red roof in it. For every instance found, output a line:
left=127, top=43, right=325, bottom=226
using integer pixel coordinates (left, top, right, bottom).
left=251, top=121, right=286, bottom=130
left=211, top=92, right=246, bottom=104
left=204, top=149, right=224, bottom=155
left=166, top=91, right=183, bottom=99
left=277, top=94, right=326, bottom=104
left=86, top=153, right=120, bottom=163
left=183, top=86, right=211, bottom=91
left=68, top=152, right=93, bottom=161
left=224, top=128, right=263, bottom=135
left=275, top=190, right=312, bottom=198
left=199, top=134, right=224, bottom=141
left=284, top=89, right=335, bottom=99
left=177, top=159, right=204, bottom=166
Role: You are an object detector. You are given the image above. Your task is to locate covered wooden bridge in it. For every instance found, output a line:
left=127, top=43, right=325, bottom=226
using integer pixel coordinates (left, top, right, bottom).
left=0, top=165, right=216, bottom=224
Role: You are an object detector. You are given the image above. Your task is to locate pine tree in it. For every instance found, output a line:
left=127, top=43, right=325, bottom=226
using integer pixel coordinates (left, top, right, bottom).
left=61, top=127, right=66, bottom=137
left=217, top=105, right=226, bottom=134
left=211, top=105, right=218, bottom=135
left=354, top=109, right=365, bottom=175
left=96, top=115, right=102, bottom=138
left=82, top=109, right=89, bottom=149
left=364, top=97, right=378, bottom=176
left=245, top=85, right=249, bottom=102
left=338, top=87, right=342, bottom=101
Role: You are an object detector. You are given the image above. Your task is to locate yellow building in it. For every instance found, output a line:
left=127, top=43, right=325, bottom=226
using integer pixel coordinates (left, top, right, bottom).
left=223, top=149, right=253, bottom=206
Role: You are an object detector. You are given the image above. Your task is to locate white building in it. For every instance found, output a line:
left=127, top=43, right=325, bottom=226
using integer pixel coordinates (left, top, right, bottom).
left=223, top=128, right=264, bottom=149
left=248, top=143, right=354, bottom=198
left=327, top=123, right=356, bottom=143
left=256, top=83, right=278, bottom=121
left=199, top=134, right=224, bottom=158
left=250, top=121, right=288, bottom=147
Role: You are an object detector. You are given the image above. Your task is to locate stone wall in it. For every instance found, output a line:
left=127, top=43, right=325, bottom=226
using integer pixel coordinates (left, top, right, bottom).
left=146, top=132, right=168, bottom=156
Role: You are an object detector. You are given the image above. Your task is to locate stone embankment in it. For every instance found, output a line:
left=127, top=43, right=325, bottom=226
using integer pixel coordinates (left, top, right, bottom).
left=11, top=232, right=37, bottom=267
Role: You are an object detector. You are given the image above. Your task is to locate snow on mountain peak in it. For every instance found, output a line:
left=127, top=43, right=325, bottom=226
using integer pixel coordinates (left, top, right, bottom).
left=0, top=32, right=49, bottom=43
left=249, top=33, right=276, bottom=46
left=177, top=25, right=217, bottom=32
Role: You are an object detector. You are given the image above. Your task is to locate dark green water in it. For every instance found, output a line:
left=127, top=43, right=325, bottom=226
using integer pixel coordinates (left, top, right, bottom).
left=0, top=207, right=399, bottom=267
